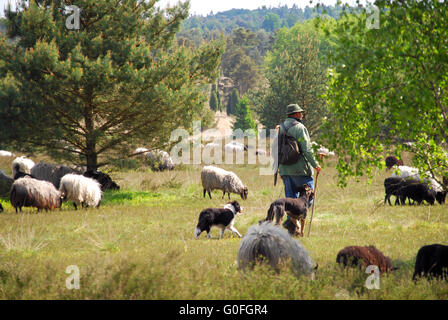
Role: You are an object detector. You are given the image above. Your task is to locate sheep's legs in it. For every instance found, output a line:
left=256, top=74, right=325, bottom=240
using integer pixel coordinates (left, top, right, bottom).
left=73, top=203, right=78, bottom=210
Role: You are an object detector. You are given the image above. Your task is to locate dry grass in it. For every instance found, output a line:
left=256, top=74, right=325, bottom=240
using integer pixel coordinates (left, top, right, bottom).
left=0, top=154, right=447, bottom=299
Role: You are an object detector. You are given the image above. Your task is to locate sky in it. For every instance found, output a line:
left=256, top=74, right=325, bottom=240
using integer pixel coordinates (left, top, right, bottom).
left=0, top=0, right=364, bottom=17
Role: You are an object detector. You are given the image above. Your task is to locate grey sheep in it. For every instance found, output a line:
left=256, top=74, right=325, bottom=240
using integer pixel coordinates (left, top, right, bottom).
left=10, top=177, right=62, bottom=213
left=0, top=170, right=14, bottom=197
left=237, top=222, right=316, bottom=279
left=201, top=165, right=248, bottom=200
left=30, top=162, right=81, bottom=189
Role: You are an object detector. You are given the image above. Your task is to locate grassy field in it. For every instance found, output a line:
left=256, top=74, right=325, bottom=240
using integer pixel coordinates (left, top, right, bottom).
left=0, top=155, right=447, bottom=300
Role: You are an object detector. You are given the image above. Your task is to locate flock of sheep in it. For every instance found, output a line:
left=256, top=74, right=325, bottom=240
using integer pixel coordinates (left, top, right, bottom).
left=384, top=156, right=447, bottom=206
left=199, top=160, right=448, bottom=282
left=0, top=155, right=120, bottom=213
left=0, top=150, right=447, bottom=284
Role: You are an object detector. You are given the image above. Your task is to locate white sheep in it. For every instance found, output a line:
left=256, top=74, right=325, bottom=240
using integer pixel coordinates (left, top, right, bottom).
left=224, top=142, right=246, bottom=153
left=146, top=150, right=175, bottom=171
left=59, top=174, right=102, bottom=210
left=12, top=156, right=35, bottom=178
left=392, top=165, right=443, bottom=192
left=0, top=150, right=15, bottom=157
left=135, top=147, right=149, bottom=156
left=201, top=165, right=248, bottom=200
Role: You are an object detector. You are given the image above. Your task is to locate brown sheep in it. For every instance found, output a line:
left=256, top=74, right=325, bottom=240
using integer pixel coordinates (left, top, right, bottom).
left=10, top=177, right=62, bottom=213
left=336, top=245, right=394, bottom=275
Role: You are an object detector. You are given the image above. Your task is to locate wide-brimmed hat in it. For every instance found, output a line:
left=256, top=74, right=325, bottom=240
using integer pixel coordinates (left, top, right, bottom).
left=286, top=104, right=305, bottom=115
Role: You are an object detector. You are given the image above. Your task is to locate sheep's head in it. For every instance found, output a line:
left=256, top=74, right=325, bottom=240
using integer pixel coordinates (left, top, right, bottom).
left=240, top=187, right=248, bottom=200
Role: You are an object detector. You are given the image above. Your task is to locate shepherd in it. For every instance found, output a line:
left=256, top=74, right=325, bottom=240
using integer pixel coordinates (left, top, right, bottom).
left=274, top=104, right=321, bottom=236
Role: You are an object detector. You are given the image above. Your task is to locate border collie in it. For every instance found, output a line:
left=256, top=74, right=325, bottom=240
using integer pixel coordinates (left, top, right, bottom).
left=195, top=200, right=243, bottom=239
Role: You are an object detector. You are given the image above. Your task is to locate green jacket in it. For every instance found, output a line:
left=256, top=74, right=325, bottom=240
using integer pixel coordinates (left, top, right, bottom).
left=278, top=117, right=319, bottom=177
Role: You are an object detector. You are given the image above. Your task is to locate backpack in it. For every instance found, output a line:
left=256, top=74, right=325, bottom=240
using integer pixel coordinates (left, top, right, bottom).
left=277, top=119, right=302, bottom=165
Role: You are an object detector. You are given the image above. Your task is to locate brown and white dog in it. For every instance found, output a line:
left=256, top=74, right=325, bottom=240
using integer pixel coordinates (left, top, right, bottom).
left=261, top=184, right=314, bottom=237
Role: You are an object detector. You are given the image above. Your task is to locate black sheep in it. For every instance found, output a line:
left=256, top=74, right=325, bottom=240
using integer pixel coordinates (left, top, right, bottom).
left=435, top=190, right=447, bottom=205
left=398, top=183, right=435, bottom=205
left=384, top=177, right=419, bottom=205
left=413, top=244, right=448, bottom=281
left=83, top=170, right=120, bottom=191
left=0, top=202, right=3, bottom=213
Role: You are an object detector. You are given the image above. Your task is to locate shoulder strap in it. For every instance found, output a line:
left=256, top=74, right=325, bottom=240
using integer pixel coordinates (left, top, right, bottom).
left=281, top=119, right=300, bottom=135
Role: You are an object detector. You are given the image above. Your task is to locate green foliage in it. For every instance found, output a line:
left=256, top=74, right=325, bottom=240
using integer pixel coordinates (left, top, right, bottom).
left=262, top=12, right=281, bottom=32
left=0, top=0, right=224, bottom=170
left=226, top=88, right=239, bottom=115
left=178, top=4, right=344, bottom=34
left=320, top=0, right=448, bottom=187
left=256, top=20, right=329, bottom=135
left=209, top=84, right=219, bottom=111
left=220, top=28, right=263, bottom=95
left=232, top=97, right=256, bottom=131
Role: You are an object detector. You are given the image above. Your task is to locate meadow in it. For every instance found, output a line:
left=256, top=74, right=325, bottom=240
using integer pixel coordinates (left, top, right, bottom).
left=0, top=154, right=447, bottom=300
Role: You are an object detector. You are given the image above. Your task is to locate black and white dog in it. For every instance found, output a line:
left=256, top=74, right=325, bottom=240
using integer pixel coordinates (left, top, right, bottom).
left=195, top=200, right=243, bottom=239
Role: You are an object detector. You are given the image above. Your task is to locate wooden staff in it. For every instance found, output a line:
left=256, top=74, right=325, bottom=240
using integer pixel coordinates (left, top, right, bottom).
left=307, top=170, right=320, bottom=237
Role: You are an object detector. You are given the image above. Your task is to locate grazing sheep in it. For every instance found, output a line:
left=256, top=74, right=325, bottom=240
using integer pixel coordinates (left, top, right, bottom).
left=30, top=162, right=80, bottom=189
left=413, top=244, right=448, bottom=281
left=146, top=150, right=175, bottom=171
left=83, top=170, right=120, bottom=191
left=10, top=177, right=62, bottom=213
left=135, top=147, right=149, bottom=156
left=398, top=182, right=436, bottom=205
left=59, top=174, right=102, bottom=210
left=392, top=165, right=445, bottom=202
left=201, top=165, right=248, bottom=200
left=392, top=165, right=420, bottom=180
left=224, top=141, right=248, bottom=153
left=204, top=142, right=220, bottom=150
left=0, top=150, right=15, bottom=157
left=12, top=156, right=35, bottom=177
left=0, top=170, right=14, bottom=197
left=384, top=177, right=420, bottom=205
left=238, top=222, right=317, bottom=279
left=336, top=245, right=394, bottom=275
left=385, top=155, right=404, bottom=169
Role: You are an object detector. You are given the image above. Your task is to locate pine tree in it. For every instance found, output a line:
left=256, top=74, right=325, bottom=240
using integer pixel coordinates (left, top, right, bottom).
left=233, top=97, right=256, bottom=131
left=209, top=84, right=219, bottom=111
left=0, top=0, right=223, bottom=170
left=226, top=88, right=239, bottom=115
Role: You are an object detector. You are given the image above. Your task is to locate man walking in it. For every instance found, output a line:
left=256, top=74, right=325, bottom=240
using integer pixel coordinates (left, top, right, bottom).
left=278, top=104, right=321, bottom=235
